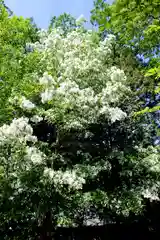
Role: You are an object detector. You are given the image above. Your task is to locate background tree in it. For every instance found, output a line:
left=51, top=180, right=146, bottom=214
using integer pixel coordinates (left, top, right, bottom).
left=91, top=0, right=160, bottom=139
left=48, top=13, right=77, bottom=34
left=0, top=2, right=39, bottom=124
left=91, top=0, right=160, bottom=59
left=91, top=0, right=160, bottom=87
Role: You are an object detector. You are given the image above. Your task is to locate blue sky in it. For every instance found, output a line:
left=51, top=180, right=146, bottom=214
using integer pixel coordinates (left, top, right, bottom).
left=5, top=0, right=112, bottom=29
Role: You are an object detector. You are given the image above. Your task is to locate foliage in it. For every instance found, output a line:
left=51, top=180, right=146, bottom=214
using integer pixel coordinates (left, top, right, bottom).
left=49, top=13, right=86, bottom=34
left=91, top=0, right=160, bottom=58
left=0, top=21, right=160, bottom=239
left=49, top=13, right=77, bottom=34
left=91, top=0, right=160, bottom=131
left=0, top=2, right=39, bottom=124
left=0, top=0, right=159, bottom=238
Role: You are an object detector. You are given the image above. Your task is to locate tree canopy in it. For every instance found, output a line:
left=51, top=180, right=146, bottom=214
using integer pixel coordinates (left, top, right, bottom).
left=91, top=0, right=160, bottom=120
left=0, top=2, right=39, bottom=124
left=0, top=1, right=160, bottom=239
left=91, top=0, right=160, bottom=58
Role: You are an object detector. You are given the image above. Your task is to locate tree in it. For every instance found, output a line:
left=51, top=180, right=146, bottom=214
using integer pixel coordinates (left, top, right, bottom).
left=1, top=22, right=160, bottom=239
left=0, top=2, right=39, bottom=124
left=91, top=0, right=160, bottom=58
left=48, top=13, right=87, bottom=35
left=91, top=0, right=160, bottom=138
left=49, top=13, right=77, bottom=34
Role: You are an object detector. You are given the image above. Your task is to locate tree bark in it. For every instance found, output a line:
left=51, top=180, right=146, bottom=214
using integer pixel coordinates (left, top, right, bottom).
left=39, top=211, right=55, bottom=240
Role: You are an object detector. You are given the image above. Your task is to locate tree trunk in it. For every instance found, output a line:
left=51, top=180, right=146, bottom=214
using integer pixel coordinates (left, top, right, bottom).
left=39, top=211, right=55, bottom=240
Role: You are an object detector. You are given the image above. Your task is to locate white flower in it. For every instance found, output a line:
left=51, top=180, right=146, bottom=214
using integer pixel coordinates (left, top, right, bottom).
left=41, top=88, right=55, bottom=103
left=43, top=167, right=54, bottom=179
left=110, top=67, right=126, bottom=83
left=25, top=146, right=43, bottom=164
left=99, top=106, right=109, bottom=115
left=25, top=135, right=37, bottom=143
left=109, top=108, right=127, bottom=123
left=20, top=96, right=35, bottom=110
left=142, top=184, right=160, bottom=202
left=43, top=168, right=85, bottom=190
left=0, top=117, right=36, bottom=144
left=30, top=115, right=43, bottom=123
left=39, top=72, right=55, bottom=85
left=57, top=81, right=79, bottom=95
left=106, top=34, right=116, bottom=42
left=30, top=153, right=42, bottom=164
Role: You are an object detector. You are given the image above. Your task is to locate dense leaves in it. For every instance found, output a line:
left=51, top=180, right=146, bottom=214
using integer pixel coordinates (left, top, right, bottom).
left=91, top=0, right=160, bottom=58
left=0, top=2, right=39, bottom=124
left=49, top=13, right=77, bottom=34
left=91, top=0, right=160, bottom=136
left=0, top=2, right=160, bottom=239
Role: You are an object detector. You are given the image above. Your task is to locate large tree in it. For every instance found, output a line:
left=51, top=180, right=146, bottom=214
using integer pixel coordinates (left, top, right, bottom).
left=1, top=19, right=160, bottom=239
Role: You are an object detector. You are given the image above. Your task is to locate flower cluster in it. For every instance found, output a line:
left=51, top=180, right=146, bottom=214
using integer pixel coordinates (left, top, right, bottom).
left=20, top=96, right=36, bottom=110
left=30, top=115, right=43, bottom=123
left=39, top=72, right=55, bottom=86
left=25, top=146, right=45, bottom=165
left=24, top=28, right=131, bottom=129
left=142, top=183, right=160, bottom=201
left=41, top=88, right=55, bottom=103
left=43, top=167, right=86, bottom=190
left=9, top=95, right=36, bottom=111
left=0, top=117, right=37, bottom=144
